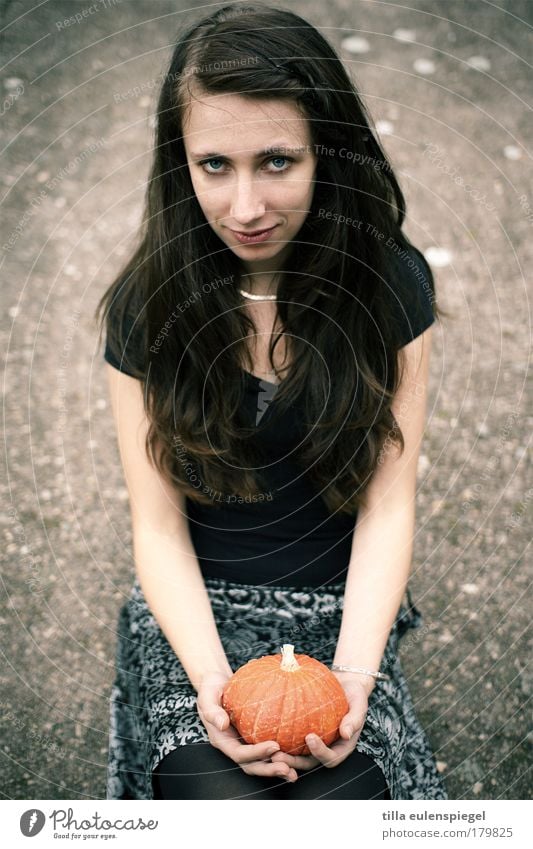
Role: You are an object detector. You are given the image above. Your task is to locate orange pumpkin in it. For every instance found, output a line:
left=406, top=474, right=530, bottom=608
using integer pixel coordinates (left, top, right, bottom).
left=221, top=643, right=349, bottom=755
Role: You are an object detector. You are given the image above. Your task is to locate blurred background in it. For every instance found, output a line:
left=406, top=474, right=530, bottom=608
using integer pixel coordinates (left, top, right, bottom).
left=1, top=0, right=531, bottom=800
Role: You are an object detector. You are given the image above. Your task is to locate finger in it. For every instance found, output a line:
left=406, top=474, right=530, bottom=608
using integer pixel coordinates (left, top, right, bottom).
left=198, top=707, right=230, bottom=731
left=305, top=733, right=355, bottom=767
left=219, top=737, right=283, bottom=766
left=339, top=720, right=363, bottom=742
left=270, top=750, right=321, bottom=771
left=197, top=692, right=230, bottom=732
left=241, top=760, right=298, bottom=782
left=201, top=709, right=230, bottom=732
left=339, top=706, right=367, bottom=740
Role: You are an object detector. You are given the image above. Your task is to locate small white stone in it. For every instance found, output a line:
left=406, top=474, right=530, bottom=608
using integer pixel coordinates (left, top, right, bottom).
left=466, top=56, right=491, bottom=71
left=138, top=95, right=151, bottom=108
left=4, top=77, right=24, bottom=90
left=436, top=761, right=448, bottom=772
left=393, top=28, right=416, bottom=43
left=95, top=399, right=107, bottom=410
left=36, top=171, right=50, bottom=183
left=438, top=628, right=453, bottom=644
left=341, top=36, right=371, bottom=54
left=413, top=58, right=436, bottom=75
left=472, top=781, right=483, bottom=794
left=376, top=119, right=394, bottom=136
left=8, top=306, right=20, bottom=318
left=87, top=440, right=98, bottom=449
left=41, top=489, right=52, bottom=500
left=503, top=145, right=522, bottom=160
left=461, top=583, right=479, bottom=595
left=117, top=488, right=130, bottom=501
left=54, top=197, right=67, bottom=208
left=417, top=454, right=430, bottom=474
left=477, top=422, right=489, bottom=437
left=424, top=246, right=453, bottom=267
left=147, top=114, right=157, bottom=129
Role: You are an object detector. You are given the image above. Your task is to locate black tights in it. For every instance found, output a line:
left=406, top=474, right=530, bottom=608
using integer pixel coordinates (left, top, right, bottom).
left=152, top=742, right=391, bottom=800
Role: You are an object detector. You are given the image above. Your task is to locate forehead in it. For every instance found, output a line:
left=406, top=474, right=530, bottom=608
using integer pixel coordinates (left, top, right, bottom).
left=181, top=88, right=312, bottom=151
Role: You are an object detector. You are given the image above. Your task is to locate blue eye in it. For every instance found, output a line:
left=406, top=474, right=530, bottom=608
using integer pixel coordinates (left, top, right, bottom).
left=199, top=155, right=293, bottom=175
left=202, top=158, right=224, bottom=173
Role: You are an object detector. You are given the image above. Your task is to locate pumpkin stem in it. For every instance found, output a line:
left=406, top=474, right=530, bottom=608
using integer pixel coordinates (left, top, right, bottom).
left=280, top=644, right=301, bottom=672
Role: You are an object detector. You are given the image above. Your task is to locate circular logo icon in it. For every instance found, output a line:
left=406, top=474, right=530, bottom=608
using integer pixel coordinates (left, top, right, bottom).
left=20, top=809, right=46, bottom=837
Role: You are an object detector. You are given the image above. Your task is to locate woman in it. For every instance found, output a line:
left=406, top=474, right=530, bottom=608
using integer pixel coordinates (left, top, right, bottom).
left=96, top=3, right=448, bottom=800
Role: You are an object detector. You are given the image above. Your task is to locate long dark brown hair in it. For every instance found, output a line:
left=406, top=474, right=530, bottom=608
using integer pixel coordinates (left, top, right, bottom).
left=95, top=2, right=448, bottom=516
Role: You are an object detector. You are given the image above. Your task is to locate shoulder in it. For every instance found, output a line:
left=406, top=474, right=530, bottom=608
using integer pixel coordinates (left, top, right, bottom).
left=386, top=240, right=435, bottom=349
left=103, top=280, right=146, bottom=378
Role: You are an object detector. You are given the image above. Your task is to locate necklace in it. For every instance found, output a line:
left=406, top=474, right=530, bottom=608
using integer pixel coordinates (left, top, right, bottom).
left=239, top=288, right=277, bottom=301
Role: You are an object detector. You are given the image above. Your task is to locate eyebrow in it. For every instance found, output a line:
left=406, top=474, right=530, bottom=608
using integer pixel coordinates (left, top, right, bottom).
left=189, top=144, right=309, bottom=159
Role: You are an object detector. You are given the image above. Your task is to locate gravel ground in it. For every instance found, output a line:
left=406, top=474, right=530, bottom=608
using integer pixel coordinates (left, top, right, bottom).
left=1, top=0, right=531, bottom=801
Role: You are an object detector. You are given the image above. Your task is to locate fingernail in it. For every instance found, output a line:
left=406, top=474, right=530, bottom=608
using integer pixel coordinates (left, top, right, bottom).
left=268, top=745, right=280, bottom=755
left=217, top=717, right=226, bottom=730
left=344, top=725, right=354, bottom=738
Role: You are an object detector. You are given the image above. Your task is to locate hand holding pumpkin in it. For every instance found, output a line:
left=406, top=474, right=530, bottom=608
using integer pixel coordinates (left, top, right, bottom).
left=221, top=644, right=367, bottom=779
left=270, top=674, right=369, bottom=773
left=196, top=669, right=299, bottom=783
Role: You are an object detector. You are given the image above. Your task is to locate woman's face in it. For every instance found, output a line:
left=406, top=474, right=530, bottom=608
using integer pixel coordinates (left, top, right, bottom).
left=182, top=89, right=318, bottom=271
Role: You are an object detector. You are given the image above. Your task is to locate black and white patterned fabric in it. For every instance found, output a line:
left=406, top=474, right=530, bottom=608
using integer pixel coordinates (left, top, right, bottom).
left=106, top=576, right=447, bottom=800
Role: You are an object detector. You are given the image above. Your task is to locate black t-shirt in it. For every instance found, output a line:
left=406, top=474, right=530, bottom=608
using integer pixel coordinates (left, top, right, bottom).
left=104, top=247, right=435, bottom=589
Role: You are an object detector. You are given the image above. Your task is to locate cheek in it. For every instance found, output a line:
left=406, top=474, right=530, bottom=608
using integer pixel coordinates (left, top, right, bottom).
left=284, top=164, right=316, bottom=210
left=191, top=179, right=225, bottom=220
left=282, top=181, right=315, bottom=221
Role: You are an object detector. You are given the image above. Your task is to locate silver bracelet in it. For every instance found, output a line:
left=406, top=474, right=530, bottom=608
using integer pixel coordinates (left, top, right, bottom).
left=331, top=663, right=390, bottom=681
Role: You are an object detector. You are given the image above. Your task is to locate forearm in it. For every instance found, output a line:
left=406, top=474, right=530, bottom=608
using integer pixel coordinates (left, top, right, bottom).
left=133, top=524, right=233, bottom=692
left=334, top=497, right=416, bottom=695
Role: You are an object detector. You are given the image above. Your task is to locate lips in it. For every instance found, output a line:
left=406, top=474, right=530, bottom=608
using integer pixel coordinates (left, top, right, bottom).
left=229, top=224, right=279, bottom=245
left=231, top=226, right=276, bottom=236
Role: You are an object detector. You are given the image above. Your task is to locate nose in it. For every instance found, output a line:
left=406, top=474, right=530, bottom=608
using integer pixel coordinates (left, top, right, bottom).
left=230, top=175, right=266, bottom=226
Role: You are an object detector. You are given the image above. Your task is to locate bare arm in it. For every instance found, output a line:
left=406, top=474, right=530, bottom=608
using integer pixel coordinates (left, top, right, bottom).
left=333, top=326, right=433, bottom=696
left=106, top=365, right=299, bottom=779
left=268, top=331, right=435, bottom=774
left=106, top=364, right=232, bottom=692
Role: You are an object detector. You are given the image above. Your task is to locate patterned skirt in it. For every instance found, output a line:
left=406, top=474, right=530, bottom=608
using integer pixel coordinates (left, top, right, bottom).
left=106, top=576, right=448, bottom=800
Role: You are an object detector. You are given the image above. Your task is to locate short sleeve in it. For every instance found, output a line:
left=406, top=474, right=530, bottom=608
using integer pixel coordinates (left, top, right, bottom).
left=103, top=292, right=145, bottom=378
left=390, top=246, right=436, bottom=348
